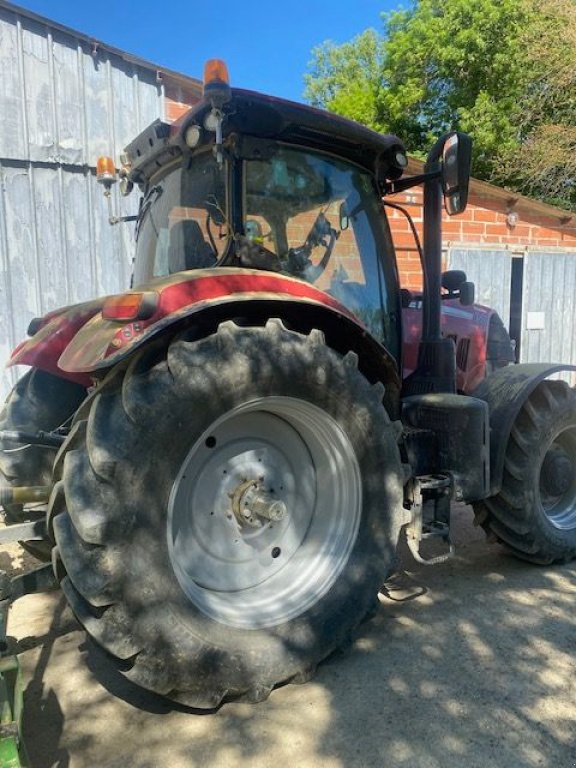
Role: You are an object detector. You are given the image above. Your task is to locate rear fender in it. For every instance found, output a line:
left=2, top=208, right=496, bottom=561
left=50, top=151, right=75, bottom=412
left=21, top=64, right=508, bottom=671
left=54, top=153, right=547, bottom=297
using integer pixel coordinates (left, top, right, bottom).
left=472, top=363, right=576, bottom=495
left=8, top=299, right=104, bottom=387
left=19, top=269, right=401, bottom=416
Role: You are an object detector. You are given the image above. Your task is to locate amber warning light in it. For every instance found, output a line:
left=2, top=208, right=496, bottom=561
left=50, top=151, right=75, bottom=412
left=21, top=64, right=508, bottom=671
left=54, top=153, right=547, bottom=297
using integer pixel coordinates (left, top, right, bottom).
left=203, top=58, right=231, bottom=109
left=96, top=156, right=117, bottom=190
left=204, top=59, right=229, bottom=88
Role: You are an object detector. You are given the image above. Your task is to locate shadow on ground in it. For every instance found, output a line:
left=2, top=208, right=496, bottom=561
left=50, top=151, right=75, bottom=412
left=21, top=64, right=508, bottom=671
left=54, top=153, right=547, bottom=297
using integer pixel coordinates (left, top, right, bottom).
left=8, top=507, right=576, bottom=768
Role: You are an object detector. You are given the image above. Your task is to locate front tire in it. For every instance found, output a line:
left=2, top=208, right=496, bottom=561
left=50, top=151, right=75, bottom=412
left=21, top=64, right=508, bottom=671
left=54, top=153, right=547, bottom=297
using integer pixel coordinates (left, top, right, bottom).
left=473, top=379, right=576, bottom=563
left=52, top=319, right=404, bottom=707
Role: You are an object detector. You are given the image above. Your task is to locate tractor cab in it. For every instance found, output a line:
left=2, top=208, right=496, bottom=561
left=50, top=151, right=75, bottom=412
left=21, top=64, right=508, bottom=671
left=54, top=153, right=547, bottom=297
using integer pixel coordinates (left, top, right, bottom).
left=98, top=60, right=473, bottom=393
left=111, top=73, right=410, bottom=362
left=132, top=136, right=402, bottom=349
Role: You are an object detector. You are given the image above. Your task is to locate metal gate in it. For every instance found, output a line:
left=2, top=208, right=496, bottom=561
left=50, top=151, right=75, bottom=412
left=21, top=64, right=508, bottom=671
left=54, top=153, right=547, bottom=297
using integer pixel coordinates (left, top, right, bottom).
left=521, top=250, right=576, bottom=367
left=447, top=247, right=576, bottom=375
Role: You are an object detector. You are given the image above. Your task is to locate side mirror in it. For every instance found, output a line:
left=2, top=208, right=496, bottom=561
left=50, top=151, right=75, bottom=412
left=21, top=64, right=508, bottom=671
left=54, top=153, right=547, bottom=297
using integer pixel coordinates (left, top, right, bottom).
left=441, top=132, right=472, bottom=216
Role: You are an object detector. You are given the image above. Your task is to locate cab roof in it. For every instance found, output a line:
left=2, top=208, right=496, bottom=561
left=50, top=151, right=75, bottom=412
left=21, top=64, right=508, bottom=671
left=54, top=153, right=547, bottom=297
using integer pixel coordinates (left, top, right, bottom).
left=124, top=88, right=406, bottom=187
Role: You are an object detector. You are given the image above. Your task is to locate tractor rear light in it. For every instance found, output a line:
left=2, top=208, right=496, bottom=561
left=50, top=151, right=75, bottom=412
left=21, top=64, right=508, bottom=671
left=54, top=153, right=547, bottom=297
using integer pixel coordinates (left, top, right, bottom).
left=185, top=124, right=202, bottom=148
left=96, top=156, right=117, bottom=188
left=102, top=292, right=158, bottom=322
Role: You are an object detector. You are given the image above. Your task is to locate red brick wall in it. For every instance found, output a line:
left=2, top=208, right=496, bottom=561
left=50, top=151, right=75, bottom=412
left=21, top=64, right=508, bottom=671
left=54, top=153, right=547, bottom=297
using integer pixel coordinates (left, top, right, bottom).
left=165, top=90, right=201, bottom=122
left=386, top=188, right=424, bottom=291
left=388, top=185, right=576, bottom=291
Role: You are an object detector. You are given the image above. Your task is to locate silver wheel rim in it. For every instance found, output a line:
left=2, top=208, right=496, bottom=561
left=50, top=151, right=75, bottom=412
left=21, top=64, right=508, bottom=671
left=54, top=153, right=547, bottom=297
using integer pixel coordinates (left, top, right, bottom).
left=539, top=427, right=576, bottom=531
left=167, top=396, right=361, bottom=629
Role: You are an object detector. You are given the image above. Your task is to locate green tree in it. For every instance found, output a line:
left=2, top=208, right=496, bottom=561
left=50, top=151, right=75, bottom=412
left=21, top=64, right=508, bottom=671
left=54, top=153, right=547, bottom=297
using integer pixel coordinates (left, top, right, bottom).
left=494, top=0, right=576, bottom=209
left=305, top=29, right=385, bottom=130
left=305, top=0, right=576, bottom=209
left=304, top=29, right=386, bottom=130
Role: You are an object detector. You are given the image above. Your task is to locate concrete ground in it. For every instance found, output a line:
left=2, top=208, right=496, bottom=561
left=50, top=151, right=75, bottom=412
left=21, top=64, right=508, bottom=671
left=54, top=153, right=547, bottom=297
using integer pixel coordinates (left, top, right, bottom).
left=2, top=507, right=575, bottom=768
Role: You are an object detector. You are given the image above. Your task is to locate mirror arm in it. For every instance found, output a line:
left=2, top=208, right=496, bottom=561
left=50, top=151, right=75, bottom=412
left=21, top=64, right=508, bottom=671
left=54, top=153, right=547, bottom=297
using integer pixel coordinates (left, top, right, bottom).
left=403, top=151, right=457, bottom=395
left=422, top=160, right=443, bottom=343
left=104, top=191, right=138, bottom=226
left=382, top=169, right=441, bottom=195
left=108, top=214, right=138, bottom=226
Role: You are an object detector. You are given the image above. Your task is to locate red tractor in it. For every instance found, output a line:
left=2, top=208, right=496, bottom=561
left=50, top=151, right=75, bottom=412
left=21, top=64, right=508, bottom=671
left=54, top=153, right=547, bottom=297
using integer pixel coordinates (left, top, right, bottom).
left=1, top=61, right=575, bottom=709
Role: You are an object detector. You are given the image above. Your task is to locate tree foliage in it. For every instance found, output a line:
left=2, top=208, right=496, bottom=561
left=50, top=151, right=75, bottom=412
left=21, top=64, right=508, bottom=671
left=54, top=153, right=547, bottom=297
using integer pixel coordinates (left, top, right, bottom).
left=304, top=30, right=386, bottom=131
left=304, top=0, right=576, bottom=210
left=495, top=0, right=576, bottom=209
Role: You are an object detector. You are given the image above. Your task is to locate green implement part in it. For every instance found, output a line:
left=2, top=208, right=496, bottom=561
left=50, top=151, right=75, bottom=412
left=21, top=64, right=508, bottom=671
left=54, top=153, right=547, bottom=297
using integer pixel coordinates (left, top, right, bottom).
left=0, top=656, right=26, bottom=768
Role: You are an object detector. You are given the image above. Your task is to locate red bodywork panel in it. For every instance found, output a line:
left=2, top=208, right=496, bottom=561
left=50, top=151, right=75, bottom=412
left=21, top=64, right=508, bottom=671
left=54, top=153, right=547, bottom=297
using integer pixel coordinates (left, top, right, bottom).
left=9, top=299, right=105, bottom=386
left=402, top=299, right=497, bottom=393
left=10, top=269, right=501, bottom=394
left=9, top=269, right=360, bottom=380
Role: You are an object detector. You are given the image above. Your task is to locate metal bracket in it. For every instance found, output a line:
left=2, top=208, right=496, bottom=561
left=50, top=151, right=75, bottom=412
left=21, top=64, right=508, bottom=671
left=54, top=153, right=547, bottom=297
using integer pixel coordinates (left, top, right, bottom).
left=406, top=474, right=455, bottom=565
left=0, top=654, right=24, bottom=767
left=0, top=565, right=56, bottom=604
left=8, top=565, right=57, bottom=602
left=383, top=168, right=442, bottom=196
left=0, top=520, right=47, bottom=544
left=0, top=429, right=64, bottom=448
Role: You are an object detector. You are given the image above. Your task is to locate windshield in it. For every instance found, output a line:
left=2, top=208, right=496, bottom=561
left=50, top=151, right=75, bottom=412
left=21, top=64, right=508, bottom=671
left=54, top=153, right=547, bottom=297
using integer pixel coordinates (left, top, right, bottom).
left=132, top=150, right=229, bottom=286
left=244, top=147, right=400, bottom=351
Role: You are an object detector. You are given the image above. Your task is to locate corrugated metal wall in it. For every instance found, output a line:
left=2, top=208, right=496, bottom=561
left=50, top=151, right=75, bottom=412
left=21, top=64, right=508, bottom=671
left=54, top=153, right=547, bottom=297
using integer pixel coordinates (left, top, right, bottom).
left=0, top=5, right=163, bottom=395
left=521, top=250, right=576, bottom=367
left=447, top=247, right=576, bottom=383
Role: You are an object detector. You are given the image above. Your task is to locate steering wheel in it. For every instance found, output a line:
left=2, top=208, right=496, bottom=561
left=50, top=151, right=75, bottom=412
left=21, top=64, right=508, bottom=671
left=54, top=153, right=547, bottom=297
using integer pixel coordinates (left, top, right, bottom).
left=285, top=212, right=339, bottom=282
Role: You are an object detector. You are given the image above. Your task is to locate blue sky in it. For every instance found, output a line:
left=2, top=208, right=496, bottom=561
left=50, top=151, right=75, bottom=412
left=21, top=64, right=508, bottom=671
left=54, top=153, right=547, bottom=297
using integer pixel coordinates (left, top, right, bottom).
left=14, top=0, right=401, bottom=101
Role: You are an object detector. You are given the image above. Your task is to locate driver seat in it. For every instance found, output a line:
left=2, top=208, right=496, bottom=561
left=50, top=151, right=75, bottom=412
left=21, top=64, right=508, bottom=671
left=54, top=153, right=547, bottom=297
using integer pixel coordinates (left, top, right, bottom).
left=168, top=220, right=215, bottom=273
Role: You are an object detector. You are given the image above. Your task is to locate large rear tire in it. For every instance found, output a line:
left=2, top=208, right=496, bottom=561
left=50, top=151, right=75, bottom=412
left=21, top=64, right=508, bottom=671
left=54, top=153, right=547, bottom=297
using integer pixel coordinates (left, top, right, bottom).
left=473, top=379, right=576, bottom=563
left=0, top=369, right=87, bottom=560
left=52, top=319, right=404, bottom=708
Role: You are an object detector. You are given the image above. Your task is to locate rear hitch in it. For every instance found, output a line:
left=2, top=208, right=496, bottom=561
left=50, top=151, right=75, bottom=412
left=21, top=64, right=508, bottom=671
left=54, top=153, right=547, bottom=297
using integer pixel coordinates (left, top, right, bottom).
left=406, top=474, right=455, bottom=565
left=0, top=486, right=51, bottom=545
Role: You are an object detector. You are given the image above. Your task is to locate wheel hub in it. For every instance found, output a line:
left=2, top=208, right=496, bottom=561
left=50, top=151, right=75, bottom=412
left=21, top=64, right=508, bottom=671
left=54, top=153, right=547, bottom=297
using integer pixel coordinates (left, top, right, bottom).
left=231, top=479, right=288, bottom=528
left=539, top=431, right=576, bottom=531
left=541, top=449, right=572, bottom=497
